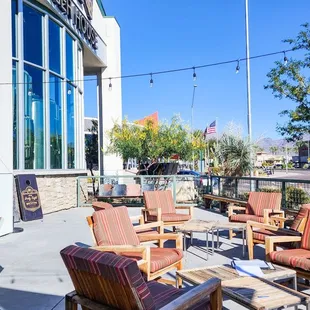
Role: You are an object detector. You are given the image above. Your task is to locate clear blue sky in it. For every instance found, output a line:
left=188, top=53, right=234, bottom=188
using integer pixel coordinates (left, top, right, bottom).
left=84, top=0, right=310, bottom=140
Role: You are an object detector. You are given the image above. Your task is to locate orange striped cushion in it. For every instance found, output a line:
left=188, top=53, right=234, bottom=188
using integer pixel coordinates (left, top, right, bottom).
left=122, top=248, right=183, bottom=273
left=246, top=192, right=282, bottom=216
left=291, top=204, right=310, bottom=232
left=92, top=201, right=113, bottom=212
left=93, top=207, right=140, bottom=246
left=301, top=212, right=310, bottom=250
left=229, top=214, right=264, bottom=223
left=148, top=213, right=191, bottom=222
left=143, top=191, right=175, bottom=216
left=270, top=248, right=310, bottom=271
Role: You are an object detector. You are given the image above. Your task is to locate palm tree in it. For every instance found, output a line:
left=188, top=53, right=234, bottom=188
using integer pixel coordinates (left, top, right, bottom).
left=216, top=134, right=254, bottom=177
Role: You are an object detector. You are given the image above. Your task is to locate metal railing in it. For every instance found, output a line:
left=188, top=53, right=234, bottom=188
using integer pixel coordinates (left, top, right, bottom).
left=202, top=175, right=310, bottom=210
left=77, top=174, right=200, bottom=208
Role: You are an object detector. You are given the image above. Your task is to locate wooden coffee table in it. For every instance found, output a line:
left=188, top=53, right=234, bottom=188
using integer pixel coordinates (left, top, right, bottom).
left=176, top=264, right=310, bottom=309
left=175, top=220, right=217, bottom=260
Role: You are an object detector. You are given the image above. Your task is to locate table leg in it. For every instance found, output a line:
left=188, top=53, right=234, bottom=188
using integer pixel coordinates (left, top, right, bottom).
left=242, top=228, right=245, bottom=258
left=211, top=229, right=214, bottom=255
left=206, top=232, right=209, bottom=260
left=217, top=229, right=219, bottom=249
left=183, top=233, right=186, bottom=252
left=190, top=232, right=193, bottom=245
left=293, top=274, right=298, bottom=310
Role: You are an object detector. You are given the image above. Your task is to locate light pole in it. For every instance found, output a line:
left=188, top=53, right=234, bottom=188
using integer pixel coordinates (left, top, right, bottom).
left=245, top=0, right=253, bottom=178
left=191, top=85, right=197, bottom=170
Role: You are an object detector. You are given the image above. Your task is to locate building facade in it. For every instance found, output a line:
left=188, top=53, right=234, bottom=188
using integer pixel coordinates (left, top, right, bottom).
left=0, top=0, right=122, bottom=236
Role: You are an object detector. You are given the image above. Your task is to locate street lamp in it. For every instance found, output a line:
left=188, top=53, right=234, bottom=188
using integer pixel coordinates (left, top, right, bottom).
left=191, top=85, right=197, bottom=170
left=245, top=0, right=253, bottom=178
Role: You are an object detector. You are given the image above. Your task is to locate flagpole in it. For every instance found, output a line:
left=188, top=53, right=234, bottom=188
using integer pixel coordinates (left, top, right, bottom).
left=216, top=117, right=219, bottom=147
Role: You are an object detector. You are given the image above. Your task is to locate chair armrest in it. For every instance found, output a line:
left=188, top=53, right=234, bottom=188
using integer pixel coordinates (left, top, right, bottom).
left=269, top=216, right=287, bottom=228
left=175, top=205, right=194, bottom=217
left=130, top=215, right=144, bottom=225
left=141, top=208, right=162, bottom=222
left=160, top=278, right=222, bottom=310
left=247, top=220, right=283, bottom=232
left=134, top=221, right=164, bottom=233
left=265, top=235, right=302, bottom=261
left=138, top=233, right=183, bottom=249
left=228, top=205, right=246, bottom=217
left=263, top=209, right=285, bottom=225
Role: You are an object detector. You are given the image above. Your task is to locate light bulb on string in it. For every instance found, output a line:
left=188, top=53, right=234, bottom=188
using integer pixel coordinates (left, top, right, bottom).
left=150, top=73, right=153, bottom=88
left=283, top=51, right=288, bottom=66
left=67, top=89, right=72, bottom=95
left=235, top=60, right=240, bottom=74
left=192, top=67, right=197, bottom=81
left=28, top=88, right=32, bottom=96
left=108, top=78, right=112, bottom=91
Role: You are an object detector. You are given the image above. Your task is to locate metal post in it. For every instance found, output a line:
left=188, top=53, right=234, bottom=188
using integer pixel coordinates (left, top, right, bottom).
left=245, top=0, right=253, bottom=178
left=77, top=177, right=80, bottom=208
left=191, top=85, right=197, bottom=170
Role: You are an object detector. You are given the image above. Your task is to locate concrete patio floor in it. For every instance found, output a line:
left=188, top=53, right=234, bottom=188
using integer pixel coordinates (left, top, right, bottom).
left=0, top=206, right=308, bottom=309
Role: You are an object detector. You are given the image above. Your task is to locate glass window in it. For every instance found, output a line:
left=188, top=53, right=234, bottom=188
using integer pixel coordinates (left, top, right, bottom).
left=24, top=64, right=44, bottom=169
left=50, top=74, right=62, bottom=169
left=49, top=20, right=61, bottom=74
left=23, top=4, right=43, bottom=66
left=66, top=33, right=74, bottom=81
left=67, top=84, right=75, bottom=168
left=13, top=61, right=18, bottom=169
left=12, top=0, right=17, bottom=57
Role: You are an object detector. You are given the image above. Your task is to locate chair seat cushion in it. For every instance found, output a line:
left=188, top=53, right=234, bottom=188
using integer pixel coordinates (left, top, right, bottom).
left=148, top=213, right=191, bottom=223
left=122, top=248, right=183, bottom=273
left=253, top=228, right=301, bottom=242
left=147, top=281, right=209, bottom=310
left=270, top=248, right=310, bottom=271
left=230, top=214, right=264, bottom=223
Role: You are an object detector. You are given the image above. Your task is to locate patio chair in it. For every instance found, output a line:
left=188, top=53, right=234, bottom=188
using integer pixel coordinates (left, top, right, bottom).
left=247, top=204, right=310, bottom=259
left=265, top=207, right=310, bottom=283
left=86, top=206, right=183, bottom=283
left=228, top=191, right=282, bottom=239
left=90, top=205, right=164, bottom=245
left=142, top=190, right=193, bottom=228
left=61, top=245, right=222, bottom=310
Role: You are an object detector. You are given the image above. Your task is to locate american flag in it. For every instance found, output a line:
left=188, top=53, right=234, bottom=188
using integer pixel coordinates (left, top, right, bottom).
left=206, top=120, right=216, bottom=134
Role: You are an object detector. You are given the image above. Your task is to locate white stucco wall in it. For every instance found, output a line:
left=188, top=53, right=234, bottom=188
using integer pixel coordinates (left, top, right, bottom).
left=93, top=3, right=123, bottom=174
left=0, top=0, right=13, bottom=236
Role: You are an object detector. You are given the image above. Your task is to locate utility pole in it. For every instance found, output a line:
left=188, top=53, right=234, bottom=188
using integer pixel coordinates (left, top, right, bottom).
left=191, top=85, right=197, bottom=170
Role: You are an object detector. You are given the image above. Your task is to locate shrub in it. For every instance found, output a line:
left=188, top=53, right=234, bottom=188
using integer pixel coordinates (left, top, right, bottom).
left=286, top=186, right=310, bottom=209
left=259, top=186, right=281, bottom=193
left=303, top=163, right=309, bottom=169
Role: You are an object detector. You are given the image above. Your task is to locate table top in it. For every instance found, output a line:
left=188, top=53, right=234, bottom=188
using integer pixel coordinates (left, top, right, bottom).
left=213, top=222, right=247, bottom=230
left=175, top=219, right=218, bottom=233
left=177, top=265, right=307, bottom=309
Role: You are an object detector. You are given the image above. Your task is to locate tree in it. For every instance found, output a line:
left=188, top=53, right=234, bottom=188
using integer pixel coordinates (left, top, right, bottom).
left=265, top=23, right=310, bottom=142
left=269, top=146, right=278, bottom=155
left=85, top=119, right=98, bottom=195
left=216, top=134, right=254, bottom=177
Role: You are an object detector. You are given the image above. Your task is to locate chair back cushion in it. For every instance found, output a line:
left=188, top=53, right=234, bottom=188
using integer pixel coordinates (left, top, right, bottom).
left=143, top=190, right=175, bottom=216
left=93, top=207, right=140, bottom=246
left=290, top=204, right=310, bottom=232
left=301, top=209, right=310, bottom=250
left=61, top=245, right=155, bottom=310
left=126, top=184, right=141, bottom=196
left=92, top=201, right=113, bottom=212
left=246, top=192, right=282, bottom=216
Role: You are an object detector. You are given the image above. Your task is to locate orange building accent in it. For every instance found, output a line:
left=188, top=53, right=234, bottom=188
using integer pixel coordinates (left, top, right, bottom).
left=134, top=112, right=159, bottom=127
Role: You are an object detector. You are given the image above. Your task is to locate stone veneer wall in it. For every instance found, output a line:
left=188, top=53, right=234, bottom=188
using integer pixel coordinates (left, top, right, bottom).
left=36, top=173, right=88, bottom=214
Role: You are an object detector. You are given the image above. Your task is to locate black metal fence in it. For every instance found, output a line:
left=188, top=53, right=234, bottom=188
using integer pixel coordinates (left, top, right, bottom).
left=201, top=175, right=310, bottom=210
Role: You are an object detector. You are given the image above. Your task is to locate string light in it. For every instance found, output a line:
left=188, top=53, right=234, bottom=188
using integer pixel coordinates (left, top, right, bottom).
left=0, top=48, right=294, bottom=87
left=67, top=89, right=72, bottom=95
left=235, top=60, right=240, bottom=74
left=149, top=73, right=153, bottom=88
left=108, top=78, right=112, bottom=91
left=27, top=89, right=32, bottom=96
left=192, top=67, right=197, bottom=81
left=283, top=51, right=288, bottom=66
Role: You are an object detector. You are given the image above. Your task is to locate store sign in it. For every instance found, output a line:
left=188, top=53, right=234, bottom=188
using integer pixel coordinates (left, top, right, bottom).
left=52, top=0, right=98, bottom=49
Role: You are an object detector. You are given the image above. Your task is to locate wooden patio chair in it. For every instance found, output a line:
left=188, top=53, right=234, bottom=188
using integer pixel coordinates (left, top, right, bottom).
left=228, top=191, right=283, bottom=239
left=61, top=245, right=222, bottom=310
left=265, top=207, right=310, bottom=283
left=86, top=206, right=183, bottom=284
left=142, top=190, right=193, bottom=228
left=247, top=204, right=310, bottom=259
left=90, top=204, right=164, bottom=245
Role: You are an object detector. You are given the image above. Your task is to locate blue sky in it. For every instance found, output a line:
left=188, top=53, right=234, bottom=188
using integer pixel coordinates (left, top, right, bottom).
left=84, top=0, right=310, bottom=140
